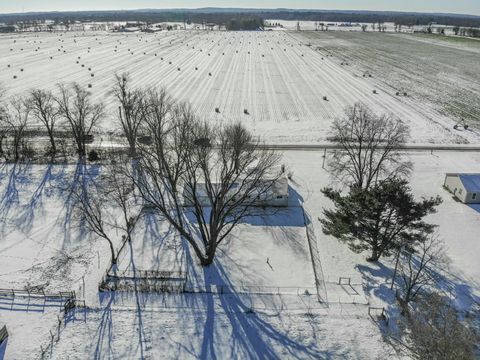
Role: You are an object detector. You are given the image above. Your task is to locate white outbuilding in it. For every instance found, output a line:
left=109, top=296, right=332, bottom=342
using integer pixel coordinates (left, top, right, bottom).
left=444, top=173, right=480, bottom=204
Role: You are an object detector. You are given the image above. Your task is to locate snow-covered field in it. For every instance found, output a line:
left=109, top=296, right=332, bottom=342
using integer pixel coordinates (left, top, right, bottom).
left=294, top=31, right=480, bottom=130
left=1, top=29, right=480, bottom=360
left=1, top=30, right=479, bottom=145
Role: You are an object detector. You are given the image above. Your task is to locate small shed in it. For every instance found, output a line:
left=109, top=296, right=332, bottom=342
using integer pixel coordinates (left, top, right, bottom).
left=444, top=173, right=480, bottom=204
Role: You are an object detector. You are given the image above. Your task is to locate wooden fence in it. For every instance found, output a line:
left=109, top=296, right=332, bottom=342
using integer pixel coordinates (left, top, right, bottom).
left=99, top=269, right=187, bottom=293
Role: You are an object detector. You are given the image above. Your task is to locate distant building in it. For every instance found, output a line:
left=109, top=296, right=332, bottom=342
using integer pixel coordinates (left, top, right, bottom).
left=0, top=24, right=16, bottom=33
left=444, top=173, right=480, bottom=204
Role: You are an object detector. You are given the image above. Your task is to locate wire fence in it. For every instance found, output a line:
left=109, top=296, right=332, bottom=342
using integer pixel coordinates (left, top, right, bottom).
left=302, top=208, right=329, bottom=304
left=0, top=288, right=76, bottom=311
left=184, top=284, right=319, bottom=296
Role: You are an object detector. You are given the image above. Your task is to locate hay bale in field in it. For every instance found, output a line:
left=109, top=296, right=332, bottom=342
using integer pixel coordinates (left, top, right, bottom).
left=244, top=108, right=249, bottom=115
left=215, top=107, right=220, bottom=113
left=323, top=96, right=328, bottom=101
left=373, top=90, right=377, bottom=94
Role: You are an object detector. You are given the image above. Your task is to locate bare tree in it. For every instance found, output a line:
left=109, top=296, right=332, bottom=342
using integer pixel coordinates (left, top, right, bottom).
left=29, top=89, right=59, bottom=155
left=397, top=235, right=446, bottom=309
left=0, top=85, right=7, bottom=156
left=112, top=73, right=145, bottom=156
left=3, top=97, right=31, bottom=161
left=329, top=103, right=411, bottom=190
left=56, top=83, right=104, bottom=157
left=133, top=94, right=281, bottom=266
left=398, top=293, right=478, bottom=360
left=74, top=164, right=142, bottom=271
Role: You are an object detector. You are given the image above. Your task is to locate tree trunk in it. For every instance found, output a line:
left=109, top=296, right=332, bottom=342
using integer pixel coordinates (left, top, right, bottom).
left=367, top=247, right=380, bottom=262
left=48, top=132, right=56, bottom=154
left=200, top=243, right=217, bottom=267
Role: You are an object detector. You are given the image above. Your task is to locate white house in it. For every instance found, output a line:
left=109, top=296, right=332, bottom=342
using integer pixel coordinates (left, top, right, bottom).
left=444, top=173, right=480, bottom=204
left=183, top=174, right=289, bottom=208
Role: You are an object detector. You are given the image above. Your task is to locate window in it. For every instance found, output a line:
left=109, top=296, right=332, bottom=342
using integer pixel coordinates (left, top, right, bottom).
left=276, top=195, right=283, bottom=199
left=473, top=193, right=477, bottom=200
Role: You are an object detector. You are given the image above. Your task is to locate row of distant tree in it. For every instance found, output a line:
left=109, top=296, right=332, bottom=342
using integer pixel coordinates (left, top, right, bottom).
left=453, top=26, right=480, bottom=37
left=1, top=9, right=479, bottom=28
left=225, top=17, right=264, bottom=31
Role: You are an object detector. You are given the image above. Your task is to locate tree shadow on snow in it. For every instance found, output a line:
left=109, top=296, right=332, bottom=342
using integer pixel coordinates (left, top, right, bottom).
left=194, top=261, right=334, bottom=360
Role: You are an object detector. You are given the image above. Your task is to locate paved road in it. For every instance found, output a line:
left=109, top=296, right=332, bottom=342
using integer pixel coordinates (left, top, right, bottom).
left=259, top=143, right=480, bottom=152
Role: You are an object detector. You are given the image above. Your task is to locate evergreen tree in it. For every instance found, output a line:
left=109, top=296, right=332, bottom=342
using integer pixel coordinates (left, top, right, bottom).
left=320, top=178, right=442, bottom=261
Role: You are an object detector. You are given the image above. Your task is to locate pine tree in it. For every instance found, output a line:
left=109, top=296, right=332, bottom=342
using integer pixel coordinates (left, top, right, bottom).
left=320, top=178, right=442, bottom=261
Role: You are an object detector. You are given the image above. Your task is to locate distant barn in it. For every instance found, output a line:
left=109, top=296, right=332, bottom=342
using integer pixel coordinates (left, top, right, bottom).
left=444, top=173, right=480, bottom=204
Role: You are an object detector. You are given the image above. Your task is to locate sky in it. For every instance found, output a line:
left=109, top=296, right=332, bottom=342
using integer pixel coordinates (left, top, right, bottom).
left=0, top=0, right=479, bottom=16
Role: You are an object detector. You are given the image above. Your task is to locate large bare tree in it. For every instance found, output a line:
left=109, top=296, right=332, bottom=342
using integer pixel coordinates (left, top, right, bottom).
left=56, top=83, right=104, bottom=157
left=329, top=103, right=411, bottom=189
left=112, top=73, right=145, bottom=156
left=2, top=97, right=31, bottom=161
left=397, top=235, right=446, bottom=309
left=74, top=164, right=142, bottom=271
left=397, top=293, right=478, bottom=360
left=0, top=85, right=7, bottom=156
left=132, top=93, right=281, bottom=266
left=29, top=89, right=59, bottom=155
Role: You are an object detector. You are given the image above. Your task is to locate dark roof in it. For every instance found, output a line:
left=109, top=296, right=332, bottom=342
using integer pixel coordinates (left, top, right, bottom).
left=458, top=174, right=480, bottom=192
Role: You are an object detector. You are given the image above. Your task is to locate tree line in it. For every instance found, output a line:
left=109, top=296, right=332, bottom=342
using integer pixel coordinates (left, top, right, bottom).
left=1, top=9, right=480, bottom=28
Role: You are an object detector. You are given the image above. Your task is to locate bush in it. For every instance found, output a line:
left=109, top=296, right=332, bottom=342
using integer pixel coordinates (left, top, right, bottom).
left=88, top=150, right=100, bottom=162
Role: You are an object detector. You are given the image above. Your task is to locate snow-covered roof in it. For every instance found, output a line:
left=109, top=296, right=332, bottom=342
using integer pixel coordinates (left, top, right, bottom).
left=447, top=173, right=480, bottom=192
left=458, top=174, right=480, bottom=192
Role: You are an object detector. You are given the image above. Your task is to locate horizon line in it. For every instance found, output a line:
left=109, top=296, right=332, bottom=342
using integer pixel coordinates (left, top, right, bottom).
left=0, top=7, right=479, bottom=18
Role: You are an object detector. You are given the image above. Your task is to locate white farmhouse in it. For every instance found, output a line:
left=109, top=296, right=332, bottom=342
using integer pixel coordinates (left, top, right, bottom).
left=183, top=175, right=289, bottom=208
left=444, top=173, right=480, bottom=204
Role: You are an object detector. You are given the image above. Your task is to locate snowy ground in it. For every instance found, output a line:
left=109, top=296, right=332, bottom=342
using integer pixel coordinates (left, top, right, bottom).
left=1, top=149, right=479, bottom=358
left=1, top=30, right=479, bottom=145
left=49, top=299, right=392, bottom=360
left=281, top=150, right=480, bottom=314
left=116, top=216, right=185, bottom=275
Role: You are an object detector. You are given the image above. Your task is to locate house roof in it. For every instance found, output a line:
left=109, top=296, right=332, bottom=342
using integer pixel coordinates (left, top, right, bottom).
left=455, top=174, right=480, bottom=192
